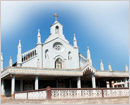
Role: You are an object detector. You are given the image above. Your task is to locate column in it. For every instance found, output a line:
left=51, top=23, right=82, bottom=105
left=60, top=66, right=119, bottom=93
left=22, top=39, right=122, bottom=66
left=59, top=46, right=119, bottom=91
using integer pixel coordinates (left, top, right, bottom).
left=91, top=74, right=96, bottom=88
left=77, top=76, right=81, bottom=88
left=35, top=76, right=39, bottom=90
left=20, top=79, right=23, bottom=91
left=11, top=74, right=15, bottom=97
left=123, top=77, right=128, bottom=87
left=1, top=79, right=5, bottom=97
left=69, top=80, right=71, bottom=88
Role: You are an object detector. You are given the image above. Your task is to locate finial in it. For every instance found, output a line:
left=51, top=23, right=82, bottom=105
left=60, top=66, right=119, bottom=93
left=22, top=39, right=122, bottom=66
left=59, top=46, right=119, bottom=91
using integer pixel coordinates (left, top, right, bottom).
left=38, top=29, right=40, bottom=32
left=73, top=34, right=77, bottom=41
left=9, top=56, right=12, bottom=66
left=100, top=59, right=104, bottom=70
left=38, top=29, right=41, bottom=36
left=108, top=63, right=112, bottom=71
left=1, top=53, right=3, bottom=61
left=53, top=13, right=59, bottom=21
left=18, top=40, right=21, bottom=47
left=87, top=47, right=90, bottom=53
left=125, top=64, right=128, bottom=72
left=37, top=28, right=41, bottom=44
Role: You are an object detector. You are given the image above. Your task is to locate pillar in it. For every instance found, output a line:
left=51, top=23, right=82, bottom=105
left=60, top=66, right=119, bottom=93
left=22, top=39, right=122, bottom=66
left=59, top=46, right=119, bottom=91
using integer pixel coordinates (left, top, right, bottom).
left=20, top=79, right=23, bottom=91
left=1, top=79, right=5, bottom=97
left=77, top=76, right=81, bottom=88
left=11, top=74, right=15, bottom=97
left=123, top=78, right=128, bottom=87
left=91, top=74, right=96, bottom=88
left=35, top=76, right=39, bottom=90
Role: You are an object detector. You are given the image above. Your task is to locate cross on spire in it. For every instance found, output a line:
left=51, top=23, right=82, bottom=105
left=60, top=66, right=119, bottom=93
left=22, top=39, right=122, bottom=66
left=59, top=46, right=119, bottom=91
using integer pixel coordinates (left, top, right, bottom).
left=53, top=13, right=59, bottom=21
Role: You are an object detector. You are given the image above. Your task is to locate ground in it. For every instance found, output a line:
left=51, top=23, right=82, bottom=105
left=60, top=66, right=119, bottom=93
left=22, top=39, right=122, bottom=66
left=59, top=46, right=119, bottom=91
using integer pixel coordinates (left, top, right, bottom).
left=1, top=97, right=129, bottom=104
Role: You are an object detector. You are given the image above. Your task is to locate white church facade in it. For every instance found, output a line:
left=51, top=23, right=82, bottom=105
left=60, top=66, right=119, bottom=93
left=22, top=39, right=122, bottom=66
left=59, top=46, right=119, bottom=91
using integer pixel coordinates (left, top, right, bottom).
left=1, top=14, right=129, bottom=97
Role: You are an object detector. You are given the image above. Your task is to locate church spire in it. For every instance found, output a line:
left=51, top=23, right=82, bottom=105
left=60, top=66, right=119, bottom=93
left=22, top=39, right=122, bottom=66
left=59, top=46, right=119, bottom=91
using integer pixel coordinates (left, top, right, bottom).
left=73, top=34, right=78, bottom=48
left=100, top=59, right=104, bottom=70
left=108, top=63, right=112, bottom=71
left=37, top=29, right=41, bottom=44
left=18, top=40, right=21, bottom=48
left=9, top=57, right=12, bottom=66
left=1, top=53, right=3, bottom=71
left=17, top=40, right=22, bottom=66
left=87, top=47, right=92, bottom=66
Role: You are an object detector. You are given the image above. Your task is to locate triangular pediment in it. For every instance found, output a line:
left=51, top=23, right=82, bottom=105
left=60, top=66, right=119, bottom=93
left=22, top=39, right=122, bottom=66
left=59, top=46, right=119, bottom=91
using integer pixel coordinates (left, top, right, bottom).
left=50, top=21, right=63, bottom=27
left=81, top=63, right=96, bottom=75
left=43, top=37, right=74, bottom=49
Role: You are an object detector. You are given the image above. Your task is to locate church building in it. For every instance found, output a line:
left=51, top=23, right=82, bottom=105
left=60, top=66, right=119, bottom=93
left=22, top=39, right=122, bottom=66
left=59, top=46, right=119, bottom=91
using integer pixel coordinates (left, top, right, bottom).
left=1, top=14, right=129, bottom=97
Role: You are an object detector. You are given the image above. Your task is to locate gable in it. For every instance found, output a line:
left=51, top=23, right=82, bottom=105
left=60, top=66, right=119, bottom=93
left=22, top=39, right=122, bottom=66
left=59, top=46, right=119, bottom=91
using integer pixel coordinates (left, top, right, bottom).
left=42, top=37, right=80, bottom=69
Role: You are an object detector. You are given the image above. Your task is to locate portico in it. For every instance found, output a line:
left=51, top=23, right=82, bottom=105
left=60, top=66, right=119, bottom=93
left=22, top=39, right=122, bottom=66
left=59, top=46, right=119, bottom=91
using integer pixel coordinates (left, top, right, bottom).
left=1, top=66, right=129, bottom=97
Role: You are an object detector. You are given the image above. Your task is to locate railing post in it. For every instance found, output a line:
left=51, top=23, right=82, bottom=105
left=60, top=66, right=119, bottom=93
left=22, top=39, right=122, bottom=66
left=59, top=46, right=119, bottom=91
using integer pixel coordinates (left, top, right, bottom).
left=101, top=88, right=104, bottom=98
left=27, top=91, right=28, bottom=100
left=46, top=86, right=51, bottom=100
left=14, top=91, right=15, bottom=99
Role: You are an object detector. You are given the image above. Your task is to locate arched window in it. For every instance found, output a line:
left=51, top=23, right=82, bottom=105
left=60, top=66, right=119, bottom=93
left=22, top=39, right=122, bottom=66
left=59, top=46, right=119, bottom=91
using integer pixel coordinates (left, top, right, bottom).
left=68, top=51, right=72, bottom=60
left=55, top=26, right=59, bottom=34
left=45, top=49, right=49, bottom=59
left=55, top=58, right=62, bottom=69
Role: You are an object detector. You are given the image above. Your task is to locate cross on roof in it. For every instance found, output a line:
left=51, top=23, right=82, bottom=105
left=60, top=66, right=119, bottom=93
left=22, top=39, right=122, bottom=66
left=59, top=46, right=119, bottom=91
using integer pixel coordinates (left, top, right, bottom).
left=53, top=13, right=59, bottom=21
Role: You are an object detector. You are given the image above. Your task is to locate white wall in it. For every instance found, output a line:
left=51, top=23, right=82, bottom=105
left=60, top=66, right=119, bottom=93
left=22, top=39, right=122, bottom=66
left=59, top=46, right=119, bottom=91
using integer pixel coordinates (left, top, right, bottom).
left=43, top=38, right=79, bottom=69
left=21, top=21, right=81, bottom=69
left=22, top=56, right=37, bottom=67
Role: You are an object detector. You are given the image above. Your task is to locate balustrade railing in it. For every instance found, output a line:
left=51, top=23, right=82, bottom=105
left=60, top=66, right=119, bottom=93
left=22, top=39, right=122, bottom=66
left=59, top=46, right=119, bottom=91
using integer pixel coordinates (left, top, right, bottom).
left=14, top=87, right=129, bottom=100
left=14, top=89, right=46, bottom=99
left=21, top=48, right=37, bottom=63
left=79, top=53, right=88, bottom=63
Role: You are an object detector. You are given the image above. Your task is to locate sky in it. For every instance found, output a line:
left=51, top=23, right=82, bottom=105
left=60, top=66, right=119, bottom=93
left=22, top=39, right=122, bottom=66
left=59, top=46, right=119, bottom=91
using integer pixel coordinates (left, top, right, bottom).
left=1, top=1, right=129, bottom=71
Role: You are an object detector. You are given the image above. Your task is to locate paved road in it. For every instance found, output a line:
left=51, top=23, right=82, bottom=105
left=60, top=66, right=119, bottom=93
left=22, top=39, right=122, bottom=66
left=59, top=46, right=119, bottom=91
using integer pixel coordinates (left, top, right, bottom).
left=1, top=97, right=129, bottom=104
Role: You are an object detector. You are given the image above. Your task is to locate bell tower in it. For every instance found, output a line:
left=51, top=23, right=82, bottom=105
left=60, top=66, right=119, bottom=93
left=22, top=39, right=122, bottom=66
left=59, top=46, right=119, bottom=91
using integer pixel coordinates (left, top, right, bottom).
left=45, top=13, right=69, bottom=43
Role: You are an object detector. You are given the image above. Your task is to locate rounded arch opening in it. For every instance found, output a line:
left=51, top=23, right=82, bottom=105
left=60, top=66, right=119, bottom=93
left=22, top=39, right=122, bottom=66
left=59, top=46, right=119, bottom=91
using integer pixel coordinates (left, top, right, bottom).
left=45, top=49, right=49, bottom=59
left=55, top=58, right=63, bottom=69
left=55, top=25, right=59, bottom=34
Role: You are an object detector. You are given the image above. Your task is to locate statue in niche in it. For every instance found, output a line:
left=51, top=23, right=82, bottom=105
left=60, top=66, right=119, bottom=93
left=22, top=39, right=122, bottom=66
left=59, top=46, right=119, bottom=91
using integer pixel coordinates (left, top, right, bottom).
left=45, top=50, right=49, bottom=59
left=68, top=52, right=72, bottom=60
